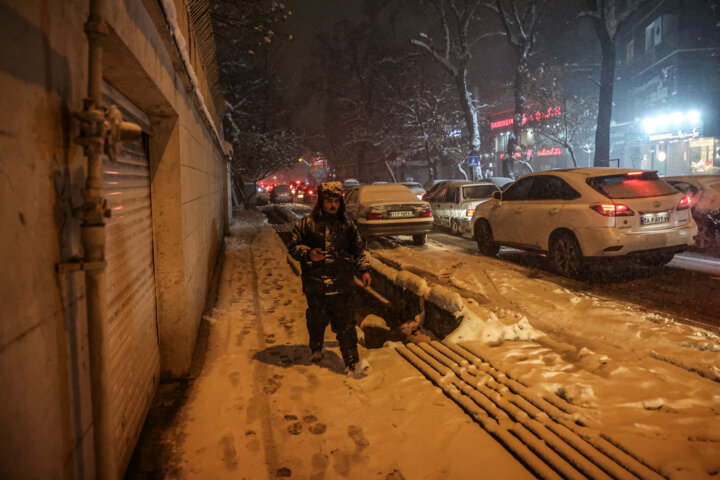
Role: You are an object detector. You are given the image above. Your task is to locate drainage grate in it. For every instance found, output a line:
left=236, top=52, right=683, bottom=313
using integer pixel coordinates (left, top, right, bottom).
left=396, top=341, right=666, bottom=480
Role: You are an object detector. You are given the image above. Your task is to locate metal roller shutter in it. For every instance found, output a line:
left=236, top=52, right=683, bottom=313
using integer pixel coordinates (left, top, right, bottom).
left=102, top=81, right=160, bottom=473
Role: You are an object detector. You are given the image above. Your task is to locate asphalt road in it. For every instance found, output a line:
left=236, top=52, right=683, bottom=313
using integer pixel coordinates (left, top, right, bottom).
left=428, top=229, right=720, bottom=276
left=425, top=228, right=720, bottom=334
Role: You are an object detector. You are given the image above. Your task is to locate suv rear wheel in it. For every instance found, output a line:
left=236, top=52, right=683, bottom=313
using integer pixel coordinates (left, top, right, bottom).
left=550, top=231, right=584, bottom=278
left=475, top=220, right=499, bottom=256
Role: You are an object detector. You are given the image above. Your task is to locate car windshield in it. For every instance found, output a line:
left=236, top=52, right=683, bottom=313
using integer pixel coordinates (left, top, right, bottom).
left=462, top=184, right=498, bottom=199
left=360, top=186, right=418, bottom=203
left=587, top=172, right=678, bottom=199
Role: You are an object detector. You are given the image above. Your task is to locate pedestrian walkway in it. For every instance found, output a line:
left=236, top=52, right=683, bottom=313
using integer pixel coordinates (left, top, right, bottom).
left=125, top=210, right=530, bottom=479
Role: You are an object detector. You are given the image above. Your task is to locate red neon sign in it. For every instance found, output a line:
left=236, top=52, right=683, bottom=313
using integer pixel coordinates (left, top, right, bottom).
left=536, top=147, right=562, bottom=157
left=490, top=106, right=562, bottom=130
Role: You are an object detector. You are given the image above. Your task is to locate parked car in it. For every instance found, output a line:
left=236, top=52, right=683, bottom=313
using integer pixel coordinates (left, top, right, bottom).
left=296, top=185, right=318, bottom=204
left=664, top=174, right=720, bottom=252
left=270, top=184, right=293, bottom=203
left=428, top=181, right=500, bottom=235
left=470, top=168, right=697, bottom=278
left=486, top=176, right=515, bottom=190
left=342, top=178, right=362, bottom=196
left=256, top=185, right=270, bottom=205
left=344, top=184, right=434, bottom=245
left=400, top=182, right=426, bottom=199
left=422, top=179, right=455, bottom=201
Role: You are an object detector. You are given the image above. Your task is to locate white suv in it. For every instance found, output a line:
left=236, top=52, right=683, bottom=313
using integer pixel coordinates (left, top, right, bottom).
left=470, top=168, right=698, bottom=277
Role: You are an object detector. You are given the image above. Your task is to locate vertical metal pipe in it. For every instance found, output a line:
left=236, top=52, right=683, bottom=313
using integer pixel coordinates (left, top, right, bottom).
left=80, top=0, right=118, bottom=478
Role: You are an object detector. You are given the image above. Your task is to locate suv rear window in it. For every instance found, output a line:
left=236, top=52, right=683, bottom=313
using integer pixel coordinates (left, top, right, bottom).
left=587, top=172, right=678, bottom=199
left=274, top=185, right=291, bottom=193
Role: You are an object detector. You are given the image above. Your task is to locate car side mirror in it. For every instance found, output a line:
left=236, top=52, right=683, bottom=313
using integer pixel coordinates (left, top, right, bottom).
left=492, top=191, right=502, bottom=200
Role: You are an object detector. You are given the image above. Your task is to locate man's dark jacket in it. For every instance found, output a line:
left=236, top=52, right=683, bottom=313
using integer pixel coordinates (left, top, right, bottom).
left=288, top=187, right=370, bottom=296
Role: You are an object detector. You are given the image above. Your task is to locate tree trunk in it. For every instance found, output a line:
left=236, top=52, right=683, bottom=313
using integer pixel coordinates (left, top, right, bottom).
left=232, top=176, right=250, bottom=210
left=384, top=160, right=398, bottom=182
left=567, top=144, right=577, bottom=167
left=506, top=60, right=527, bottom=177
left=457, top=163, right=469, bottom=180
left=454, top=69, right=481, bottom=158
left=592, top=21, right=616, bottom=167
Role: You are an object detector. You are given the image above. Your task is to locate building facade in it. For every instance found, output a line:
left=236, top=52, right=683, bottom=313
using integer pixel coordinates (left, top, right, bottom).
left=612, top=0, right=720, bottom=175
left=486, top=106, right=592, bottom=178
left=0, top=0, right=228, bottom=478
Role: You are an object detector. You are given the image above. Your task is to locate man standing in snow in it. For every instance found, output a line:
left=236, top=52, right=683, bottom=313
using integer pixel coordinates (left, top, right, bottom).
left=288, top=181, right=372, bottom=376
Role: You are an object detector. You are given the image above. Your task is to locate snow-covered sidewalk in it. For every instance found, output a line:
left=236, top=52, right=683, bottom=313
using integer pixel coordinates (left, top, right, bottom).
left=127, top=210, right=720, bottom=479
left=126, top=210, right=531, bottom=479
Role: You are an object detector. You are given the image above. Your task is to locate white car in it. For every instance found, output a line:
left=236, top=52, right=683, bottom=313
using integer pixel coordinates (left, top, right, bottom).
left=428, top=181, right=500, bottom=235
left=400, top=182, right=427, bottom=199
left=470, top=168, right=698, bottom=277
left=486, top=176, right=515, bottom=190
left=344, top=184, right=434, bottom=245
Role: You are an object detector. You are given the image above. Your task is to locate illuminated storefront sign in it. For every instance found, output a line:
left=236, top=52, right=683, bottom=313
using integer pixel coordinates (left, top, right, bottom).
left=490, top=106, right=562, bottom=130
left=311, top=156, right=327, bottom=168
left=536, top=147, right=562, bottom=156
left=500, top=147, right=563, bottom=158
left=648, top=128, right=700, bottom=142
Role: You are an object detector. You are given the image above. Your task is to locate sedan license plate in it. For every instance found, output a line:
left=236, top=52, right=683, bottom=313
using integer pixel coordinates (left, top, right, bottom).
left=389, top=210, right=413, bottom=218
left=640, top=211, right=670, bottom=225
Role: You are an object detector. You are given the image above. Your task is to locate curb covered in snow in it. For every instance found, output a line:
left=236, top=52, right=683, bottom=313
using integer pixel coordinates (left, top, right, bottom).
left=285, top=252, right=462, bottom=339
left=367, top=257, right=464, bottom=338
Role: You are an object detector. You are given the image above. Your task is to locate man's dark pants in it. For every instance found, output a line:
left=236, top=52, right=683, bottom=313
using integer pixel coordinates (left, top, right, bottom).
left=305, top=292, right=358, bottom=367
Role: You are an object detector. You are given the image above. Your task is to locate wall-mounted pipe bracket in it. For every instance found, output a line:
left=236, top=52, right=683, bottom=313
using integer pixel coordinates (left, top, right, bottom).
left=56, top=260, right=107, bottom=274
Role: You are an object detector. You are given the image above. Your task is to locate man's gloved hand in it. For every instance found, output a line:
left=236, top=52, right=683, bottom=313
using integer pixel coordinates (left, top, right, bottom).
left=309, top=248, right=327, bottom=262
left=362, top=272, right=372, bottom=288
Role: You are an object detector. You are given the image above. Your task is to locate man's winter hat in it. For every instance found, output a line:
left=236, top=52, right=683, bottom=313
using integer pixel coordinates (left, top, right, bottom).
left=317, top=181, right=343, bottom=198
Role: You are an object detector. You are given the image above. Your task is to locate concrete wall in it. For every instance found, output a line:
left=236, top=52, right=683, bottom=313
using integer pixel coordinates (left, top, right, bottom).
left=0, top=0, right=226, bottom=477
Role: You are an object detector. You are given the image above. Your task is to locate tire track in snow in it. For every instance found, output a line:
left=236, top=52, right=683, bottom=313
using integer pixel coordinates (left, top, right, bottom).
left=396, top=341, right=667, bottom=480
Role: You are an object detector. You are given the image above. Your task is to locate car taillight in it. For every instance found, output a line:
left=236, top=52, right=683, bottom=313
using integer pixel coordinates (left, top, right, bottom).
left=419, top=209, right=433, bottom=217
left=590, top=203, right=635, bottom=216
left=366, top=212, right=384, bottom=220
left=466, top=209, right=475, bottom=217
left=308, top=190, right=314, bottom=195
left=676, top=194, right=692, bottom=210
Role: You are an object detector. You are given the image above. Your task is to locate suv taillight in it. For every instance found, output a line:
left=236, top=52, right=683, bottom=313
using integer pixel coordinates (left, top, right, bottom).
left=590, top=203, right=635, bottom=216
left=366, top=212, right=384, bottom=220
left=676, top=195, right=692, bottom=210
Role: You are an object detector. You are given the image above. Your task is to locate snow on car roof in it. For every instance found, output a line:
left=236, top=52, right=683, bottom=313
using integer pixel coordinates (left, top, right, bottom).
left=357, top=184, right=420, bottom=202
left=443, top=180, right=495, bottom=187
left=543, top=167, right=657, bottom=177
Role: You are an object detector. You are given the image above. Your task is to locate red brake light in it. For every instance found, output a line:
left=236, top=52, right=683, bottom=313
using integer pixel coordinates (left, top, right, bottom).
left=419, top=209, right=433, bottom=218
left=366, top=212, right=384, bottom=220
left=465, top=209, right=475, bottom=217
left=590, top=203, right=635, bottom=216
left=308, top=189, right=314, bottom=195
left=677, top=194, right=692, bottom=210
